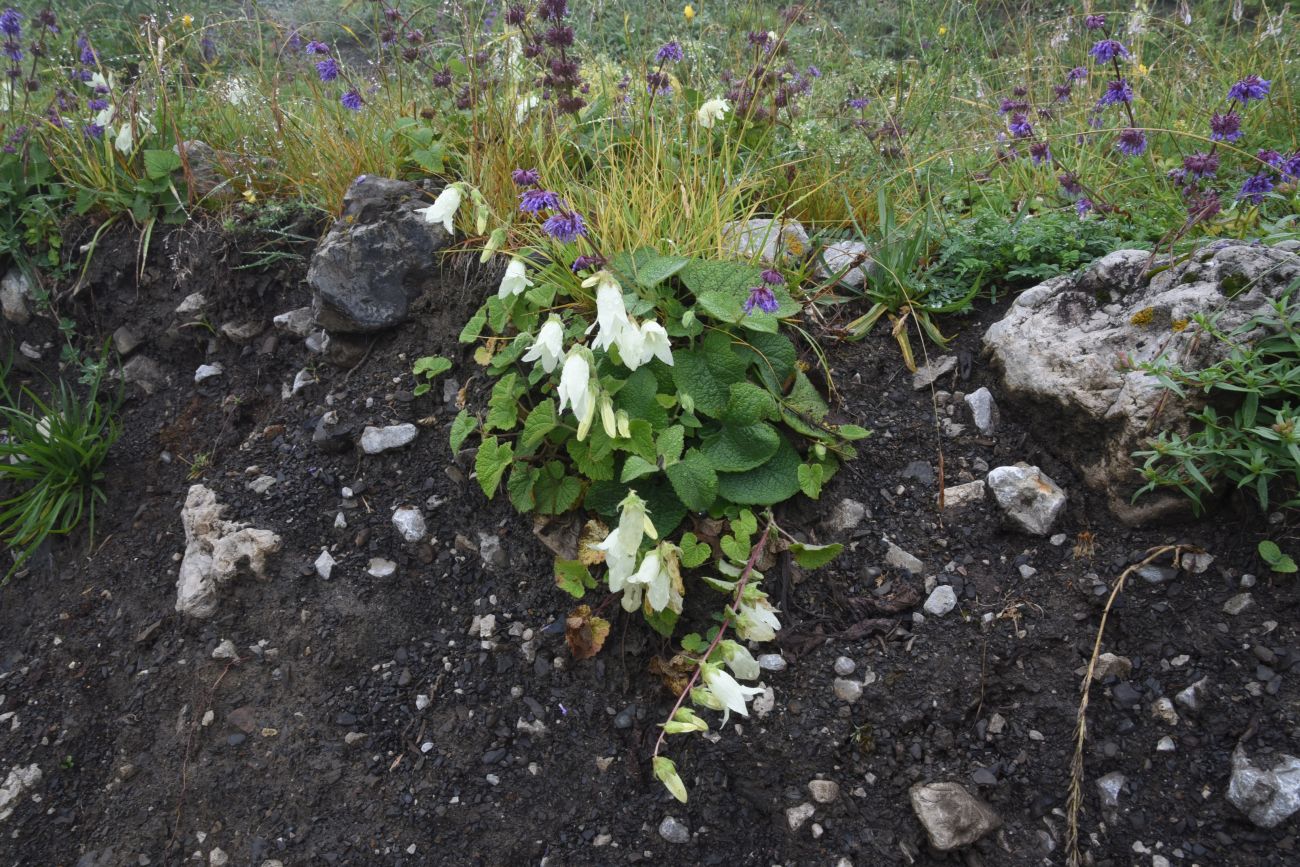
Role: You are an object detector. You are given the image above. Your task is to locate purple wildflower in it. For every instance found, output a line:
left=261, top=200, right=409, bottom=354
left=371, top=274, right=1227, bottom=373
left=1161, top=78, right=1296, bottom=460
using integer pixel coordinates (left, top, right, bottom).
left=87, top=97, right=108, bottom=111
left=1089, top=39, right=1129, bottom=63
left=1008, top=113, right=1033, bottom=138
left=1209, top=111, right=1242, bottom=142
left=1227, top=75, right=1270, bottom=104
left=83, top=122, right=104, bottom=139
left=1058, top=172, right=1083, bottom=196
left=77, top=35, right=96, bottom=65
left=807, top=65, right=822, bottom=78
left=646, top=71, right=671, bottom=95
left=505, top=5, right=528, bottom=25
left=1030, top=141, right=1052, bottom=166
left=761, top=268, right=784, bottom=285
left=305, top=40, right=329, bottom=55
left=747, top=31, right=770, bottom=48
left=316, top=58, right=340, bottom=82
left=340, top=89, right=363, bottom=111
left=1283, top=154, right=1300, bottom=181
left=0, top=8, right=20, bottom=37
left=1182, top=151, right=1220, bottom=179
left=542, top=211, right=587, bottom=243
left=999, top=98, right=1029, bottom=115
left=3, top=40, right=20, bottom=62
left=655, top=41, right=683, bottom=63
left=1084, top=14, right=1106, bottom=30
left=1067, top=66, right=1089, bottom=81
left=847, top=97, right=869, bottom=110
left=571, top=254, right=606, bottom=273
left=1076, top=197, right=1094, bottom=217
left=1097, top=78, right=1133, bottom=107
left=743, top=285, right=779, bottom=315
left=1256, top=150, right=1284, bottom=168
left=1115, top=128, right=1147, bottom=157
left=512, top=168, right=541, bottom=187
left=519, top=188, right=562, bottom=213
left=1054, top=84, right=1073, bottom=102
left=431, top=68, right=452, bottom=88
left=1238, top=173, right=1274, bottom=203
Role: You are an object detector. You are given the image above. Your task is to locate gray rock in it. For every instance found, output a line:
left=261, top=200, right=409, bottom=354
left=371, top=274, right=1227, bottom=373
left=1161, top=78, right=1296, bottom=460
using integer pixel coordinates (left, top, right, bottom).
left=819, top=239, right=875, bottom=288
left=964, top=387, right=999, bottom=435
left=0, top=268, right=32, bottom=325
left=757, top=653, right=787, bottom=672
left=175, top=292, right=206, bottom=316
left=212, top=639, right=239, bottom=660
left=122, top=355, right=168, bottom=395
left=832, top=678, right=862, bottom=703
left=314, top=549, right=336, bottom=580
left=272, top=307, right=316, bottom=337
left=1223, top=593, right=1254, bottom=615
left=909, top=781, right=1003, bottom=851
left=479, top=533, right=508, bottom=570
left=367, top=558, right=397, bottom=578
left=1175, top=677, right=1208, bottom=713
left=194, top=363, right=224, bottom=384
left=721, top=217, right=810, bottom=264
left=1092, top=652, right=1132, bottom=681
left=392, top=507, right=427, bottom=543
left=359, top=423, right=417, bottom=454
left=923, top=585, right=958, bottom=617
left=912, top=356, right=957, bottom=390
left=833, top=656, right=856, bottom=677
left=308, top=176, right=454, bottom=333
left=208, top=848, right=229, bottom=867
left=942, top=480, right=986, bottom=510
left=884, top=540, right=923, bottom=574
left=987, top=464, right=1066, bottom=536
left=984, top=242, right=1300, bottom=525
left=1227, top=746, right=1300, bottom=828
left=111, top=326, right=142, bottom=356
left=785, top=802, right=816, bottom=832
left=245, top=475, right=275, bottom=495
left=220, top=321, right=264, bottom=344
left=175, top=485, right=282, bottom=618
left=658, top=816, right=691, bottom=844
left=823, top=498, right=868, bottom=535
left=0, top=764, right=41, bottom=822
left=808, top=779, right=840, bottom=804
left=1096, top=771, right=1126, bottom=808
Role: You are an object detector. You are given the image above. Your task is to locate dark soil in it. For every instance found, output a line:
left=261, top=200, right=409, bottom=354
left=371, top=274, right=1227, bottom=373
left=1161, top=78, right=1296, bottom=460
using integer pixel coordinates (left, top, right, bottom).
left=1, top=217, right=1297, bottom=867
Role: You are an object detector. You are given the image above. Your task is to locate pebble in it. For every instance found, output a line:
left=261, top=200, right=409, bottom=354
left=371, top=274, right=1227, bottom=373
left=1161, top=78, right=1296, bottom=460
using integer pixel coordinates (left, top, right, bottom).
left=343, top=732, right=366, bottom=745
left=1093, top=652, right=1132, bottom=681
left=964, top=387, right=999, bottom=435
left=1050, top=533, right=1068, bottom=546
left=194, top=363, right=224, bottom=383
left=885, top=540, right=924, bottom=575
left=833, top=656, right=856, bottom=677
left=832, top=678, right=862, bottom=703
left=824, top=499, right=867, bottom=535
left=757, top=654, right=787, bottom=672
left=1096, top=771, right=1126, bottom=807
left=786, top=802, right=816, bottom=831
left=1018, top=564, right=1037, bottom=579
left=1223, top=593, right=1254, bottom=615
left=942, top=480, right=986, bottom=509
left=912, top=356, right=957, bottom=389
left=1175, top=678, right=1208, bottom=713
left=1157, top=736, right=1176, bottom=752
left=1151, top=697, right=1179, bottom=725
left=209, top=849, right=229, bottom=867
left=658, top=816, right=690, bottom=844
left=923, top=585, right=957, bottom=617
left=392, top=506, right=427, bottom=543
left=808, top=779, right=840, bottom=803
left=416, top=694, right=431, bottom=711
left=367, top=558, right=396, bottom=578
left=315, top=549, right=335, bottom=580
left=359, top=423, right=418, bottom=454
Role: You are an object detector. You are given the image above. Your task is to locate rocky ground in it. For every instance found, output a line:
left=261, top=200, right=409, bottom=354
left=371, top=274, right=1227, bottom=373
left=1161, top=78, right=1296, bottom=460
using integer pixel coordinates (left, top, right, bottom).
left=1, top=205, right=1298, bottom=867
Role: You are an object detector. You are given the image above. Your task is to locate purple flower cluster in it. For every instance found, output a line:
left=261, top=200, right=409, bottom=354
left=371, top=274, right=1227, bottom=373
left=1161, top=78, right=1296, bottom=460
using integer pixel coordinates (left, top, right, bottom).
left=1097, top=78, right=1133, bottom=108
left=512, top=167, right=541, bottom=187
left=1115, top=128, right=1147, bottom=157
left=1007, top=113, right=1033, bottom=138
left=743, top=286, right=779, bottom=315
left=1209, top=111, right=1241, bottom=142
left=520, top=188, right=562, bottom=213
left=510, top=0, right=586, bottom=115
left=655, top=41, right=683, bottom=63
left=340, top=89, right=363, bottom=111
left=512, top=167, right=587, bottom=243
left=542, top=211, right=586, bottom=243
left=1238, top=173, right=1274, bottom=204
left=571, top=254, right=606, bottom=273
left=1089, top=39, right=1129, bottom=64
left=316, top=58, right=340, bottom=82
left=1228, top=75, right=1270, bottom=104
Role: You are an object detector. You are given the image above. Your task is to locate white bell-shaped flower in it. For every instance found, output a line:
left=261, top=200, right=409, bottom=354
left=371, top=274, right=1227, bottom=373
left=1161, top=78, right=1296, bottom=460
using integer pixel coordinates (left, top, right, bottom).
left=701, top=664, right=765, bottom=724
left=521, top=316, right=564, bottom=373
left=498, top=258, right=533, bottom=299
left=419, top=184, right=462, bottom=234
left=638, top=320, right=673, bottom=366
left=696, top=98, right=730, bottom=128
left=582, top=270, right=631, bottom=353
left=594, top=490, right=657, bottom=597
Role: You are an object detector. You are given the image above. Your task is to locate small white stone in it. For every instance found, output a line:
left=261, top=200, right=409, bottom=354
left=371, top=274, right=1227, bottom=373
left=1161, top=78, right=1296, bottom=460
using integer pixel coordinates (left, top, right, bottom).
left=786, top=802, right=816, bottom=831
left=194, top=363, right=224, bottom=383
left=833, top=656, right=856, bottom=677
left=1050, top=533, right=1068, bottom=546
left=923, top=585, right=958, bottom=617
left=808, top=779, right=840, bottom=804
left=212, top=639, right=239, bottom=660
left=1156, top=736, right=1176, bottom=752
left=392, top=506, right=427, bottom=543
left=757, top=653, right=787, bottom=672
left=1223, top=593, right=1254, bottom=615
left=315, top=549, right=336, bottom=580
left=1018, top=564, right=1037, bottom=579
left=833, top=678, right=862, bottom=703
left=1151, top=697, right=1179, bottom=726
left=367, top=558, right=397, bottom=578
left=416, top=694, right=431, bottom=711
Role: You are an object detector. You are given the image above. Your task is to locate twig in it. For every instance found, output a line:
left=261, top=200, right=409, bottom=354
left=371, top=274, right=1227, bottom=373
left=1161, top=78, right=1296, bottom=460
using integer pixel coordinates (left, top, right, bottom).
left=167, top=657, right=238, bottom=852
left=1065, top=544, right=1182, bottom=866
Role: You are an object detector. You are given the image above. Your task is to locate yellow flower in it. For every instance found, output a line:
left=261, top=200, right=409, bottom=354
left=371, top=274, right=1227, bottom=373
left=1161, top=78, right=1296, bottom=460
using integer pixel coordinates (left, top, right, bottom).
left=938, top=25, right=947, bottom=36
left=241, top=188, right=257, bottom=204
left=684, top=4, right=695, bottom=23
left=181, top=14, right=194, bottom=28
left=1137, top=62, right=1150, bottom=76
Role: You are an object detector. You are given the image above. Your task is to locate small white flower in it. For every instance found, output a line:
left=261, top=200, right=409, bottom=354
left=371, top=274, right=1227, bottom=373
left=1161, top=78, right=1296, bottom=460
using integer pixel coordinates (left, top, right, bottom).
left=583, top=270, right=630, bottom=353
left=613, top=317, right=647, bottom=370
left=497, top=259, right=534, bottom=299
left=85, top=72, right=110, bottom=91
left=419, top=184, right=462, bottom=234
left=113, top=123, right=134, bottom=155
left=94, top=104, right=115, bottom=128
left=696, top=97, right=730, bottom=128
left=595, top=491, right=657, bottom=600
left=599, top=393, right=618, bottom=439
left=521, top=316, right=564, bottom=373
left=735, top=595, right=781, bottom=642
left=719, top=640, right=760, bottom=681
left=558, top=350, right=594, bottom=424
left=627, top=547, right=679, bottom=613
left=638, top=320, right=673, bottom=366
left=702, top=664, right=765, bottom=724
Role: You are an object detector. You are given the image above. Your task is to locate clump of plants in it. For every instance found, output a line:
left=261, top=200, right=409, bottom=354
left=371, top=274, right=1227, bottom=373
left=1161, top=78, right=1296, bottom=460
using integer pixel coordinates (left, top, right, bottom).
left=0, top=353, right=121, bottom=583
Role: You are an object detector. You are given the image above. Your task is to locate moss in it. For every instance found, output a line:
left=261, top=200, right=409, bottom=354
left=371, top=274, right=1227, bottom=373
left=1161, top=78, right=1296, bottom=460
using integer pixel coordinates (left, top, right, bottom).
left=1171, top=318, right=1190, bottom=332
left=1130, top=306, right=1156, bottom=327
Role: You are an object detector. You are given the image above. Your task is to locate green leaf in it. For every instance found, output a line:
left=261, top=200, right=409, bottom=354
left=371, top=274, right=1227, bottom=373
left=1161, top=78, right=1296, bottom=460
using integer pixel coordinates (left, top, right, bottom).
left=644, top=606, right=680, bottom=638
left=620, top=455, right=659, bottom=483
left=520, top=399, right=558, bottom=452
left=485, top=373, right=523, bottom=432
left=836, top=424, right=872, bottom=441
left=567, top=426, right=615, bottom=481
left=144, top=149, right=183, bottom=180
left=609, top=247, right=691, bottom=290
left=679, top=532, right=712, bottom=569
left=716, top=436, right=803, bottom=505
left=700, top=423, right=780, bottom=472
left=657, top=425, right=686, bottom=465
left=723, top=382, right=779, bottom=425
left=622, top=418, right=657, bottom=463
left=666, top=449, right=719, bottom=512
left=474, top=437, right=513, bottom=498
left=1259, top=540, right=1298, bottom=572
left=653, top=756, right=688, bottom=804
left=798, top=462, right=825, bottom=499
left=449, top=410, right=477, bottom=452
left=486, top=295, right=510, bottom=334
left=789, top=541, right=843, bottom=569
left=507, top=462, right=539, bottom=512
left=678, top=259, right=800, bottom=327
left=737, top=331, right=797, bottom=389
left=555, top=558, right=596, bottom=598
left=413, top=355, right=453, bottom=379
left=459, top=306, right=488, bottom=343
left=535, top=461, right=583, bottom=514
left=615, top=367, right=670, bottom=428
left=672, top=331, right=746, bottom=418
left=680, top=632, right=708, bottom=654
